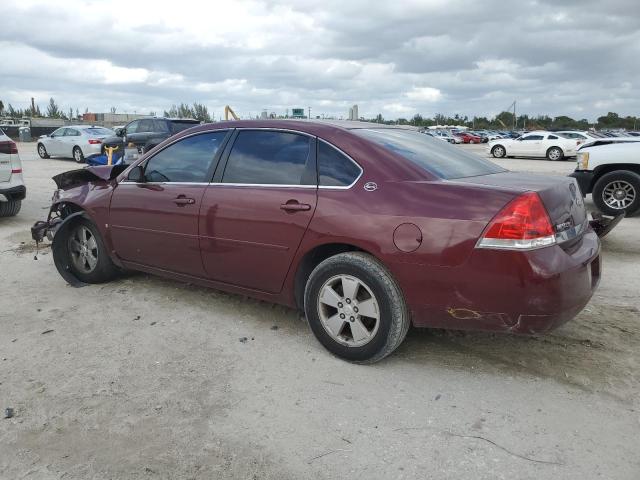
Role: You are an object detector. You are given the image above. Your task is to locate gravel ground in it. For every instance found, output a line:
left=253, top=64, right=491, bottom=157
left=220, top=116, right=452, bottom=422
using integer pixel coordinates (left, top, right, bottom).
left=1, top=142, right=639, bottom=479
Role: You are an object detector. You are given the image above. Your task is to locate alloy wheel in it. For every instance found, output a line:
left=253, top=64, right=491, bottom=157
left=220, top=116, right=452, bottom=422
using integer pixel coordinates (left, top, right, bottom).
left=68, top=225, right=99, bottom=273
left=38, top=145, right=46, bottom=157
left=602, top=180, right=636, bottom=210
left=74, top=148, right=83, bottom=162
left=548, top=148, right=562, bottom=161
left=317, top=274, right=380, bottom=347
left=493, top=146, right=505, bottom=157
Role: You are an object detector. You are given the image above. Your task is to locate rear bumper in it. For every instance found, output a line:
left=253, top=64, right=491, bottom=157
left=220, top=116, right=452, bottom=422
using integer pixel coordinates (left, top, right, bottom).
left=569, top=170, right=594, bottom=196
left=394, top=229, right=601, bottom=334
left=0, top=184, right=26, bottom=201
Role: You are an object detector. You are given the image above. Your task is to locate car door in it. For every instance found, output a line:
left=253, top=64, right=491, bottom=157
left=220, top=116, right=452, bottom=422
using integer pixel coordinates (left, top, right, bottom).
left=199, top=129, right=318, bottom=293
left=46, top=128, right=66, bottom=155
left=63, top=127, right=81, bottom=157
left=517, top=134, right=544, bottom=156
left=109, top=130, right=231, bottom=276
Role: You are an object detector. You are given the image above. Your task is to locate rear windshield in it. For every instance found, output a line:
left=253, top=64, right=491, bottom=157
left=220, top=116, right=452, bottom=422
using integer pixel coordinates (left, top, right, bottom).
left=353, top=128, right=505, bottom=179
left=171, top=121, right=200, bottom=133
left=83, top=127, right=113, bottom=136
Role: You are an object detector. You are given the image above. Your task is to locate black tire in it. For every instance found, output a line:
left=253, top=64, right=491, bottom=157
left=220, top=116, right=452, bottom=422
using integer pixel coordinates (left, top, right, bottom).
left=63, top=217, right=119, bottom=283
left=304, top=252, right=410, bottom=363
left=72, top=146, right=85, bottom=163
left=491, top=145, right=506, bottom=158
left=37, top=143, right=49, bottom=159
left=0, top=200, right=21, bottom=217
left=546, top=146, right=564, bottom=161
left=592, top=170, right=640, bottom=217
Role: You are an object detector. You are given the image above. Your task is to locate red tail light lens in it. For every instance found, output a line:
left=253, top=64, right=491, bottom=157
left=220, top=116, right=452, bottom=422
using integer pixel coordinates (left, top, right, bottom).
left=477, top=192, right=556, bottom=250
left=11, top=168, right=22, bottom=174
left=88, top=139, right=102, bottom=144
left=0, top=140, right=18, bottom=154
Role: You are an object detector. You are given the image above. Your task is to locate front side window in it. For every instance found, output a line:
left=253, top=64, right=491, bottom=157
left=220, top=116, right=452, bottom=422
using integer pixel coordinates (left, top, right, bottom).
left=318, top=141, right=361, bottom=187
left=126, top=121, right=139, bottom=134
left=51, top=128, right=65, bottom=137
left=64, top=128, right=80, bottom=136
left=521, top=135, right=544, bottom=141
left=143, top=131, right=228, bottom=183
left=138, top=119, right=155, bottom=132
left=222, top=130, right=313, bottom=185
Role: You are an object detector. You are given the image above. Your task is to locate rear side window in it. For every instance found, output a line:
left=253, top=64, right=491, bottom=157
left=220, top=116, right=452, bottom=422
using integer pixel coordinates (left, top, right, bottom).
left=144, top=131, right=227, bottom=183
left=318, top=141, right=361, bottom=187
left=222, top=130, right=313, bottom=185
left=138, top=119, right=155, bottom=132
left=353, top=128, right=505, bottom=180
left=522, top=135, right=544, bottom=140
left=548, top=135, right=558, bottom=139
left=153, top=120, right=170, bottom=133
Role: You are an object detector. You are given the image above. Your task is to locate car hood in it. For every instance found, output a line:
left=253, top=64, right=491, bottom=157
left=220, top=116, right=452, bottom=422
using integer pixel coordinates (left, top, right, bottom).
left=52, top=164, right=127, bottom=190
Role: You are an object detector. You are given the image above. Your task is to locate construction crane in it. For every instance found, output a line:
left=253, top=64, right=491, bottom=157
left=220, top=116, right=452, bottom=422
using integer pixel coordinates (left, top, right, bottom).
left=224, top=105, right=239, bottom=121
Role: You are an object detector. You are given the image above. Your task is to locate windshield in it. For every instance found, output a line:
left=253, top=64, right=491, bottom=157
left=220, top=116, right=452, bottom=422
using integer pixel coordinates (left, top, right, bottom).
left=353, top=128, right=506, bottom=179
left=83, top=127, right=114, bottom=136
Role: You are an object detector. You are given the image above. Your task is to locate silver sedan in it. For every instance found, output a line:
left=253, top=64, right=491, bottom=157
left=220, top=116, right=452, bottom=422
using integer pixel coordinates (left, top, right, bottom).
left=37, top=126, right=115, bottom=163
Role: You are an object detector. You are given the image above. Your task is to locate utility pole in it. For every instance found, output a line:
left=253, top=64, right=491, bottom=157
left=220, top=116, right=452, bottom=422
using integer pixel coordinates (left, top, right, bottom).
left=513, top=100, right=516, bottom=130
left=308, top=106, right=311, bottom=119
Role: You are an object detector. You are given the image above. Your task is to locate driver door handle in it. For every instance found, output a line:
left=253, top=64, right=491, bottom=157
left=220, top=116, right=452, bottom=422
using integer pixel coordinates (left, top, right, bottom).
left=174, top=196, right=195, bottom=206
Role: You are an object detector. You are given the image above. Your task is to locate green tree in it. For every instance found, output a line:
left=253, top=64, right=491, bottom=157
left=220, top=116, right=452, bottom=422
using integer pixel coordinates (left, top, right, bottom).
left=192, top=102, right=211, bottom=122
left=46, top=97, right=62, bottom=118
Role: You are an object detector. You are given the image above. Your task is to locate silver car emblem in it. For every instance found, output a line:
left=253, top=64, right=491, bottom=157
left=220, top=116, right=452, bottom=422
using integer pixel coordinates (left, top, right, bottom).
left=364, top=182, right=378, bottom=192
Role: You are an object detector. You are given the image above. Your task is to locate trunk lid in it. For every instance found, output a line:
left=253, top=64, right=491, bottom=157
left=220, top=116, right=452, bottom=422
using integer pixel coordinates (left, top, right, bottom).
left=454, top=172, right=588, bottom=238
left=0, top=134, right=14, bottom=182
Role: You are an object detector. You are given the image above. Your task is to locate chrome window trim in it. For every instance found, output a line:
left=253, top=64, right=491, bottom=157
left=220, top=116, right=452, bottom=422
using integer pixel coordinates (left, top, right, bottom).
left=119, top=181, right=211, bottom=186
left=317, top=138, right=364, bottom=190
left=208, top=183, right=316, bottom=189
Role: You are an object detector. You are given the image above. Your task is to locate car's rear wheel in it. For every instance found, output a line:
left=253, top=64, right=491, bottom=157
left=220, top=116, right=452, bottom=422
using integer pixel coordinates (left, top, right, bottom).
left=546, top=146, right=564, bottom=161
left=304, top=252, right=410, bottom=363
left=0, top=200, right=21, bottom=217
left=73, top=146, right=85, bottom=163
left=37, top=143, right=49, bottom=159
left=491, top=145, right=506, bottom=158
left=64, top=218, right=119, bottom=283
left=593, top=170, right=640, bottom=216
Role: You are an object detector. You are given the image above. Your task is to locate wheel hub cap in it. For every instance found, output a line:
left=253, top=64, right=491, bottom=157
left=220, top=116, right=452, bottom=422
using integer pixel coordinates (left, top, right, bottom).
left=603, top=180, right=636, bottom=209
left=317, top=274, right=380, bottom=347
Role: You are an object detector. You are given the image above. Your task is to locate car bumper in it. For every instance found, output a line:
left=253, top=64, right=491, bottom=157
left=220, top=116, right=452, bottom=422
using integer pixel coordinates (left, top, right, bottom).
left=393, top=229, right=601, bottom=334
left=569, top=170, right=594, bottom=196
left=0, top=184, right=26, bottom=202
left=84, top=144, right=103, bottom=156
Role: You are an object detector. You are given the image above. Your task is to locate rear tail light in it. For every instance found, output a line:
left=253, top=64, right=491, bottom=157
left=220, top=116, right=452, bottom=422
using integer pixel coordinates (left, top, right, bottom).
left=88, top=139, right=102, bottom=144
left=11, top=168, right=22, bottom=174
left=476, top=192, right=556, bottom=250
left=0, top=140, right=18, bottom=154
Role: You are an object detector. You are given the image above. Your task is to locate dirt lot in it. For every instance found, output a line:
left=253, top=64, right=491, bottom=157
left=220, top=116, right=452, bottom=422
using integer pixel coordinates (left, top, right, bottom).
left=1, top=142, right=639, bottom=479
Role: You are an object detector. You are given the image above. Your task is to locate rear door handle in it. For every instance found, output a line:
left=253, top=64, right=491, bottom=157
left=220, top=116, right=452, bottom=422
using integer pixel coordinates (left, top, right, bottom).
left=280, top=202, right=311, bottom=212
left=174, top=196, right=195, bottom=206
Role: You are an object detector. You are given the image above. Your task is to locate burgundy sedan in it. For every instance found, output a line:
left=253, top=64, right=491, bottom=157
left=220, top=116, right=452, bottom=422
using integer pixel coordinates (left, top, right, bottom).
left=33, top=120, right=605, bottom=363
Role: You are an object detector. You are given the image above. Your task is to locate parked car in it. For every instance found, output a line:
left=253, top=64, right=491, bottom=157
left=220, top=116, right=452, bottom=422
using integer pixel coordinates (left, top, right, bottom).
left=557, top=131, right=601, bottom=145
left=32, top=120, right=611, bottom=363
left=571, top=139, right=640, bottom=216
left=101, top=117, right=200, bottom=155
left=488, top=131, right=579, bottom=161
left=432, top=130, right=462, bottom=144
left=37, top=126, right=115, bottom=163
left=0, top=128, right=25, bottom=217
left=453, top=131, right=482, bottom=144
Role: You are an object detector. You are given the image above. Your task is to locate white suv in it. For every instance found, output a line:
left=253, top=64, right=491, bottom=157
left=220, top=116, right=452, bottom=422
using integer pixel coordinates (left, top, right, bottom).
left=0, top=129, right=25, bottom=217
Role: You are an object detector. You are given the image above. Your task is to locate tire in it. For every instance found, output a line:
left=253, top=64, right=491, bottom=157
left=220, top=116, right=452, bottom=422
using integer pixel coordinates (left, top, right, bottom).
left=304, top=252, right=410, bottom=363
left=592, top=170, right=640, bottom=217
left=546, top=146, right=564, bottom=161
left=491, top=145, right=506, bottom=158
left=0, top=200, right=21, bottom=217
left=73, top=146, right=85, bottom=163
left=37, top=143, right=49, bottom=159
left=63, top=218, right=119, bottom=283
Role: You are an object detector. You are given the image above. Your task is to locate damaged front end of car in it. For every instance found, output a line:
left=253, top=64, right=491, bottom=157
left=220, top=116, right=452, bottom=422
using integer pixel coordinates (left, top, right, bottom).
left=31, top=164, right=127, bottom=286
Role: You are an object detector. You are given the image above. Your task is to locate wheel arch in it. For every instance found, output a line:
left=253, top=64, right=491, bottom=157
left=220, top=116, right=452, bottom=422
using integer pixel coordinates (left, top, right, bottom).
left=592, top=164, right=640, bottom=186
left=293, top=242, right=381, bottom=310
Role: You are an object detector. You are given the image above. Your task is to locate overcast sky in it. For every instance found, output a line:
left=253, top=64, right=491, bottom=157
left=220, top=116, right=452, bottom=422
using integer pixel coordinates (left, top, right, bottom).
left=1, top=0, right=639, bottom=121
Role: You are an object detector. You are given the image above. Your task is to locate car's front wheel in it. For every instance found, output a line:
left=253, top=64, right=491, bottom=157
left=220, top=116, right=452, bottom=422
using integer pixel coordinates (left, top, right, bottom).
left=304, top=252, right=410, bottom=363
left=491, top=145, right=506, bottom=158
left=593, top=170, right=640, bottom=216
left=37, top=143, right=49, bottom=159
left=63, top=218, right=119, bottom=283
left=73, top=146, right=85, bottom=163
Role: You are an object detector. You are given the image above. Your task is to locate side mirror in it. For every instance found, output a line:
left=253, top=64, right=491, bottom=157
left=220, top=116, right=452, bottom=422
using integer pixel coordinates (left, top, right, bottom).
left=115, top=128, right=124, bottom=137
left=127, top=165, right=144, bottom=182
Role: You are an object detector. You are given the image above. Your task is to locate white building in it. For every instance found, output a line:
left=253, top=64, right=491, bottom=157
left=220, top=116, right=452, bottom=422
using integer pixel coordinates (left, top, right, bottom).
left=348, top=104, right=359, bottom=121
